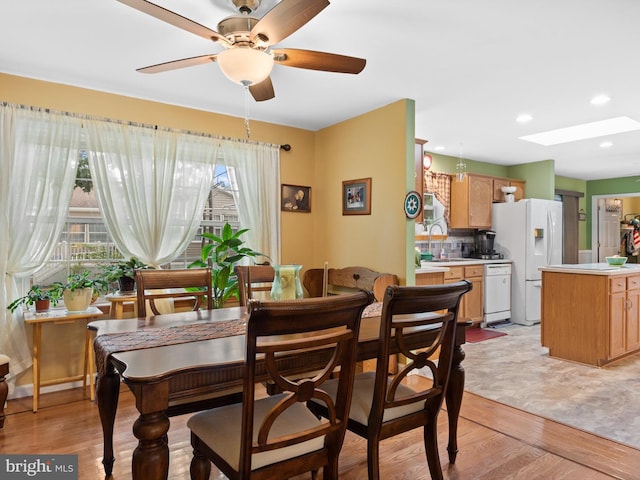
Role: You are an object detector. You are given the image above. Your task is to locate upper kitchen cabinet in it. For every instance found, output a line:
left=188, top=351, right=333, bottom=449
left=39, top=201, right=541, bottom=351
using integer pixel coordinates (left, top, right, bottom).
left=414, top=139, right=428, bottom=223
left=450, top=174, right=493, bottom=229
left=510, top=180, right=525, bottom=201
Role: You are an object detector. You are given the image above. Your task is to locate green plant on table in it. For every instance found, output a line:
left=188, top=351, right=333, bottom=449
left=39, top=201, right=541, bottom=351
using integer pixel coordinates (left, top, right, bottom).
left=8, top=285, right=60, bottom=313
left=51, top=271, right=108, bottom=297
left=188, top=223, right=266, bottom=308
left=100, top=257, right=151, bottom=283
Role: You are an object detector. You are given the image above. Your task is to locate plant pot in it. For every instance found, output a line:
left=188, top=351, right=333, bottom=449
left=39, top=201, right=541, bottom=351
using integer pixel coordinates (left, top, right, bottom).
left=63, top=288, right=93, bottom=312
left=117, top=276, right=136, bottom=294
left=34, top=299, right=51, bottom=312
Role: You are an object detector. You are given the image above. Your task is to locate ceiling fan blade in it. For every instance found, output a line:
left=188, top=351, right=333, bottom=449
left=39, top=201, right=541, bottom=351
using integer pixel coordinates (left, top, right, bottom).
left=137, top=54, right=217, bottom=74
left=272, top=48, right=366, bottom=74
left=249, top=77, right=275, bottom=102
left=117, top=0, right=229, bottom=45
left=250, top=0, right=329, bottom=46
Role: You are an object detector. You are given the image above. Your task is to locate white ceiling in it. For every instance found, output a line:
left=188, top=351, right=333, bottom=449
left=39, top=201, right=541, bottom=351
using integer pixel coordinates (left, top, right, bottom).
left=2, top=0, right=640, bottom=181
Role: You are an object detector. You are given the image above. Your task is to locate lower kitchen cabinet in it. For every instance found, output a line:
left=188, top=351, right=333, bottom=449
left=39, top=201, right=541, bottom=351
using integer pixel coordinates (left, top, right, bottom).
left=443, top=265, right=484, bottom=324
left=541, top=270, right=640, bottom=366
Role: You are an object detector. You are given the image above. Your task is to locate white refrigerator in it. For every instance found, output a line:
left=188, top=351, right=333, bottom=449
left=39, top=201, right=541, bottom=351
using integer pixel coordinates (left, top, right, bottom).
left=491, top=199, right=563, bottom=325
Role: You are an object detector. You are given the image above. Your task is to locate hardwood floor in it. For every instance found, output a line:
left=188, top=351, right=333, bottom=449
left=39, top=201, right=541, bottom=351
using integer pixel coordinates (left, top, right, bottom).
left=1, top=379, right=638, bottom=479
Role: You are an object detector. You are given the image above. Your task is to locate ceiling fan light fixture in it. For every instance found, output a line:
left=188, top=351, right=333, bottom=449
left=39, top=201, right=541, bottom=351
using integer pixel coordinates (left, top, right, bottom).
left=217, top=47, right=274, bottom=86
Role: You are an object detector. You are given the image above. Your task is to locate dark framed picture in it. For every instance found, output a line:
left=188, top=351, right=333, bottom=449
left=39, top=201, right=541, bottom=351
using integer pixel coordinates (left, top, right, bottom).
left=342, top=177, right=372, bottom=215
left=281, top=184, right=311, bottom=213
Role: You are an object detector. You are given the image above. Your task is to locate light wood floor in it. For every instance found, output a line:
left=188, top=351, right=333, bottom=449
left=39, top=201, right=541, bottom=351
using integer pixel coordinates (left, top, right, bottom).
left=1, top=378, right=639, bottom=480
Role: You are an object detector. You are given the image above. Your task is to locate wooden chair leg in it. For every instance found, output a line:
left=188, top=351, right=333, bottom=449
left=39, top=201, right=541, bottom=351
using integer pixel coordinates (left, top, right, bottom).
left=424, top=416, right=444, bottom=480
left=189, top=436, right=211, bottom=480
left=0, top=357, right=9, bottom=429
left=367, top=439, right=381, bottom=480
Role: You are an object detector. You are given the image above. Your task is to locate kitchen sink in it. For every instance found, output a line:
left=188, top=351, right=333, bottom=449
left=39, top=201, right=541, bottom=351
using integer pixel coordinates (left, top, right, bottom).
left=425, top=258, right=476, bottom=263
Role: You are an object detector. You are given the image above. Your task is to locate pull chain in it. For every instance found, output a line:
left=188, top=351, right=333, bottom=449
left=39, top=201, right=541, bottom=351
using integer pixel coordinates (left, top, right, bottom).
left=243, top=82, right=251, bottom=138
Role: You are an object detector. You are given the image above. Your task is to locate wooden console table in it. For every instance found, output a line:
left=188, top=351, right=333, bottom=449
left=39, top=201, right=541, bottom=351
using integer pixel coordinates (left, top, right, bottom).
left=24, top=307, right=103, bottom=412
left=105, top=292, right=137, bottom=319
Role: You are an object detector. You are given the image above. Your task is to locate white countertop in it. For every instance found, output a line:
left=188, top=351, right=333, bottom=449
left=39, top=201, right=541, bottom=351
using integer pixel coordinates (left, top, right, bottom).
left=416, top=258, right=512, bottom=274
left=540, top=263, right=640, bottom=275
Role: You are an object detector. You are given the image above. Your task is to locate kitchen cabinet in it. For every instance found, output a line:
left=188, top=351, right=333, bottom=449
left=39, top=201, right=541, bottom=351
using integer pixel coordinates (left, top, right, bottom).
left=450, top=174, right=493, bottom=229
left=443, top=265, right=484, bottom=324
left=510, top=180, right=525, bottom=201
left=416, top=271, right=445, bottom=286
left=541, top=269, right=640, bottom=366
left=414, top=139, right=428, bottom=224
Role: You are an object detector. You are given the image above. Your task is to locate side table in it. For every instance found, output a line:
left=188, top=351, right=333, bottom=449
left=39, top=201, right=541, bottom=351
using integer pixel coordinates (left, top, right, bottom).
left=24, top=307, right=103, bottom=412
left=105, top=292, right=137, bottom=319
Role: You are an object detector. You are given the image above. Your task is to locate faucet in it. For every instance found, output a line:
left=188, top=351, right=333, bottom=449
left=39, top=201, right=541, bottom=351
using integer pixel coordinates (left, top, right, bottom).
left=426, top=221, right=445, bottom=257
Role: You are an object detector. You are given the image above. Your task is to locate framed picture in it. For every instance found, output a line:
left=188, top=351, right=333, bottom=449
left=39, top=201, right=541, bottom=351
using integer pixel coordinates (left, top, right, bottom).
left=342, top=177, right=372, bottom=215
left=281, top=184, right=311, bottom=213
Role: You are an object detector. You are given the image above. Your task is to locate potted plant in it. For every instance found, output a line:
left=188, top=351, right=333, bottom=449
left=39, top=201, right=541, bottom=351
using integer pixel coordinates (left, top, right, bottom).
left=100, top=257, right=152, bottom=294
left=189, top=223, right=266, bottom=308
left=51, top=271, right=108, bottom=312
left=8, top=285, right=60, bottom=313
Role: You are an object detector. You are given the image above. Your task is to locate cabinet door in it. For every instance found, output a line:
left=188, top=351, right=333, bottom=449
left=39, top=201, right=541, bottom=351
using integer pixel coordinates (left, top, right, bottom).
left=626, top=289, right=640, bottom=351
left=463, top=276, right=484, bottom=324
left=493, top=178, right=509, bottom=202
left=469, top=176, right=493, bottom=228
left=510, top=180, right=526, bottom=201
left=416, top=272, right=444, bottom=285
left=609, top=291, right=627, bottom=359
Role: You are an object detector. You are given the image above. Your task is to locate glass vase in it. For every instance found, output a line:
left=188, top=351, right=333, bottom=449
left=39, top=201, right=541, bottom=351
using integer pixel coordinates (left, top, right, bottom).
left=270, top=265, right=303, bottom=300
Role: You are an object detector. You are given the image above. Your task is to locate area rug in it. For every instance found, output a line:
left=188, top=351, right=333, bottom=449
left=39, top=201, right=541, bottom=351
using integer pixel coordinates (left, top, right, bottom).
left=465, top=327, right=507, bottom=343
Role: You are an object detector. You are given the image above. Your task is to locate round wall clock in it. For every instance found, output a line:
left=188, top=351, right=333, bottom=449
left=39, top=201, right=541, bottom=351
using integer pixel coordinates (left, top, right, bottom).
left=404, top=191, right=422, bottom=219
left=423, top=153, right=433, bottom=170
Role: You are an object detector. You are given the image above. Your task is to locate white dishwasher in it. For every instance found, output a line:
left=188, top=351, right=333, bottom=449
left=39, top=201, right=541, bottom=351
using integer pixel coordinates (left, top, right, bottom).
left=483, top=263, right=511, bottom=326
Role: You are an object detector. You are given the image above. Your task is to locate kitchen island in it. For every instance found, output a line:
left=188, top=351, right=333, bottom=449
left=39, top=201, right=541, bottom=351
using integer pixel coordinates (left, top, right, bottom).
left=540, top=263, right=640, bottom=366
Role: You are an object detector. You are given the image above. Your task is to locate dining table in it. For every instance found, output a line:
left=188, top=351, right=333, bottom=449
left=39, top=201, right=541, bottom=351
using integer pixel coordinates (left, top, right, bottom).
left=89, top=304, right=470, bottom=480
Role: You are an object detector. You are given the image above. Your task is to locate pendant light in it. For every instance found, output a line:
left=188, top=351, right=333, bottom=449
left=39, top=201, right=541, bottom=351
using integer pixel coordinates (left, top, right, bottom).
left=455, top=143, right=467, bottom=182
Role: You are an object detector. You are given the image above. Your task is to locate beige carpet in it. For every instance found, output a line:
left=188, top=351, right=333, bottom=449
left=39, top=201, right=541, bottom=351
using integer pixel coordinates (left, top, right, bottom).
left=459, top=322, right=640, bottom=449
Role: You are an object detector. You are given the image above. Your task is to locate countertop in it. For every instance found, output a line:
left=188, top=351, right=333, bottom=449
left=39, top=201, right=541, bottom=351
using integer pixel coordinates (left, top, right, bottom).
left=540, top=263, right=640, bottom=276
left=416, top=258, right=512, bottom=274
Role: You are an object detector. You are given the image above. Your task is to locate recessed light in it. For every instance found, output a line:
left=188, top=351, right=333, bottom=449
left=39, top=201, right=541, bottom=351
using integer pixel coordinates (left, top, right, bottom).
left=433, top=146, right=446, bottom=152
left=600, top=141, right=613, bottom=148
left=590, top=94, right=611, bottom=105
left=516, top=114, right=533, bottom=123
left=519, top=116, right=640, bottom=146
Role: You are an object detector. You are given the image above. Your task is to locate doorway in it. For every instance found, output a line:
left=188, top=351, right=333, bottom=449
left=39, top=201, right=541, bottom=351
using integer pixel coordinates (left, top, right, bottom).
left=591, top=193, right=640, bottom=262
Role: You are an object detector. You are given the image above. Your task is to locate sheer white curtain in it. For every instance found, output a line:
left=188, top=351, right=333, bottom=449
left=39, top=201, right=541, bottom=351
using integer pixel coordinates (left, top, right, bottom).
left=84, top=121, right=216, bottom=267
left=0, top=105, right=81, bottom=378
left=221, top=141, right=280, bottom=264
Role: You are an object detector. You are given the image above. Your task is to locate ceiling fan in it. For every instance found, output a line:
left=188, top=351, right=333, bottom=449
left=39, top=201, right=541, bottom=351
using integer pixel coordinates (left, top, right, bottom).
left=118, top=0, right=367, bottom=101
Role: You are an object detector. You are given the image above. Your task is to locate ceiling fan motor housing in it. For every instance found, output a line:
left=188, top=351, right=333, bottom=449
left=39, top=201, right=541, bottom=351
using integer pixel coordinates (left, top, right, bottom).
left=217, top=15, right=261, bottom=45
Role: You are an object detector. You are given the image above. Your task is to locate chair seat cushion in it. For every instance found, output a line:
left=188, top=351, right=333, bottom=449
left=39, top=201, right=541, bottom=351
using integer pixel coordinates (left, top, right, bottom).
left=0, top=355, right=9, bottom=366
left=187, top=393, right=326, bottom=471
left=315, top=371, right=424, bottom=425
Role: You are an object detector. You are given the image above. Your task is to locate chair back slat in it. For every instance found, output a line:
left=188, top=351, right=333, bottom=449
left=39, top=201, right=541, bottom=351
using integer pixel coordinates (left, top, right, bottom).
left=235, top=265, right=275, bottom=305
left=135, top=268, right=212, bottom=317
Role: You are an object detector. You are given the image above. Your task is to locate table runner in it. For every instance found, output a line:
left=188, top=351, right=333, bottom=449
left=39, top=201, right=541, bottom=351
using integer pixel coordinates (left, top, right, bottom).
left=94, top=302, right=382, bottom=377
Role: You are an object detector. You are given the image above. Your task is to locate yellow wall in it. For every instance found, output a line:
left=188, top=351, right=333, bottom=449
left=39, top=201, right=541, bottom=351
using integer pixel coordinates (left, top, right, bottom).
left=315, top=100, right=411, bottom=284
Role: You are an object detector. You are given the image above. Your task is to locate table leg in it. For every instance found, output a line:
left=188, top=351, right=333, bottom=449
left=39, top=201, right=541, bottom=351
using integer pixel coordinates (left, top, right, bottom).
left=132, top=411, right=170, bottom=480
left=86, top=329, right=96, bottom=401
left=445, top=343, right=466, bottom=464
left=31, top=324, right=41, bottom=413
left=97, top=363, right=120, bottom=476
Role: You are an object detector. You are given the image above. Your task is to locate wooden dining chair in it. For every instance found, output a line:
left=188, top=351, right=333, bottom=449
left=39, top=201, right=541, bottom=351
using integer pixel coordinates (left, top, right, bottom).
left=135, top=268, right=212, bottom=317
left=187, top=290, right=374, bottom=480
left=235, top=265, right=275, bottom=305
left=308, top=281, right=472, bottom=480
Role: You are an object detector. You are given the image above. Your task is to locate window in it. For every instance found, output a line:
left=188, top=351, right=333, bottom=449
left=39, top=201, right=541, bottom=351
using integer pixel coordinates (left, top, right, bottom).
left=30, top=155, right=240, bottom=289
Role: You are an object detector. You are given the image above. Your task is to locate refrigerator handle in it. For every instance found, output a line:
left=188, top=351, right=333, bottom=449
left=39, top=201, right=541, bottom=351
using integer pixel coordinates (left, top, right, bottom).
left=547, top=210, right=553, bottom=264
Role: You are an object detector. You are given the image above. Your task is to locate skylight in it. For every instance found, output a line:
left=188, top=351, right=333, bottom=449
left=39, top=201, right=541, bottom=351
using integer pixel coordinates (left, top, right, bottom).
left=519, top=116, right=640, bottom=146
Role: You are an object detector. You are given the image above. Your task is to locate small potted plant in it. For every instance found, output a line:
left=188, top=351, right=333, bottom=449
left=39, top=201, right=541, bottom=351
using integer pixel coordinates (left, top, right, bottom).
left=100, top=257, right=152, bottom=294
left=51, top=271, right=108, bottom=312
left=8, top=285, right=60, bottom=313
left=189, top=223, right=266, bottom=308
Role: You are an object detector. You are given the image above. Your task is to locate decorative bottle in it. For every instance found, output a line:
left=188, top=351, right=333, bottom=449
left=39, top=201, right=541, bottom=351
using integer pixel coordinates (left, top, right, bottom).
left=270, top=265, right=303, bottom=300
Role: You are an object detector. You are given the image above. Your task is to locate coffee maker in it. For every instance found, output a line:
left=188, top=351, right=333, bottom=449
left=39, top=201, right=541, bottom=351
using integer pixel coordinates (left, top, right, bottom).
left=472, top=230, right=501, bottom=259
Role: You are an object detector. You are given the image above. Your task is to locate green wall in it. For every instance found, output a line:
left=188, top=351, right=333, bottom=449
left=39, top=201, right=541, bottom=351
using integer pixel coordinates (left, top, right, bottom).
left=507, top=160, right=555, bottom=200
left=555, top=176, right=588, bottom=250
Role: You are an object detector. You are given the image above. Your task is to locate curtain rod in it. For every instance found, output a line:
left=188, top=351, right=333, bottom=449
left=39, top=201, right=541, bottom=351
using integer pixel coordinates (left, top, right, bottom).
left=1, top=101, right=292, bottom=151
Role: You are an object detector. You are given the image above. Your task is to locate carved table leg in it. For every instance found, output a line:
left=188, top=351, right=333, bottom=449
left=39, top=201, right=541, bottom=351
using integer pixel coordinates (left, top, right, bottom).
left=132, top=412, right=170, bottom=480
left=97, top=364, right=120, bottom=476
left=445, top=343, right=465, bottom=464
